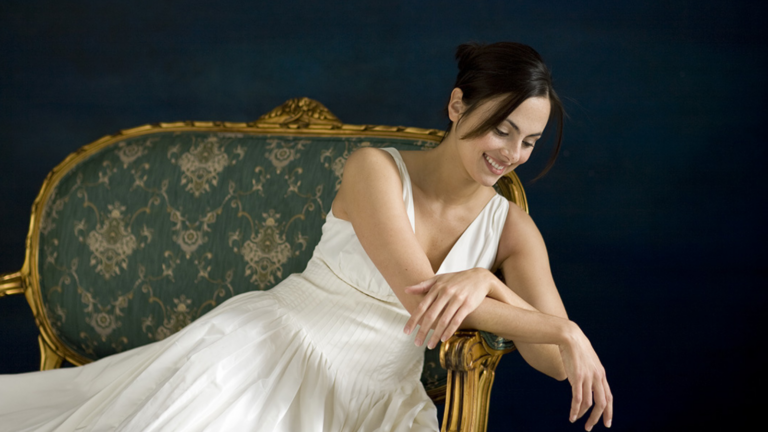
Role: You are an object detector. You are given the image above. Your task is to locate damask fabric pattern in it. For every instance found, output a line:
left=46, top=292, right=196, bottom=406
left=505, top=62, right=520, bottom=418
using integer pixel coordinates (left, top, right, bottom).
left=35, top=131, right=506, bottom=394
left=38, top=133, right=408, bottom=356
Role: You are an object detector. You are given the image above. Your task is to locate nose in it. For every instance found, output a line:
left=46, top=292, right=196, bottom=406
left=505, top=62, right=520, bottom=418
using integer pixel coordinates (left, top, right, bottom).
left=500, top=142, right=522, bottom=164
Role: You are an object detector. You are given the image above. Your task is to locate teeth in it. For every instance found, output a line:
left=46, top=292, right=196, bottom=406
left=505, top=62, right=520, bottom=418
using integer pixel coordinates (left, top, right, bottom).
left=484, top=154, right=504, bottom=171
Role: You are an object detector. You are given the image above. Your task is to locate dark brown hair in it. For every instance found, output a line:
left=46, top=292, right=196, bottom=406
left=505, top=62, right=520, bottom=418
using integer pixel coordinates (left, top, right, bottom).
left=446, top=42, right=565, bottom=179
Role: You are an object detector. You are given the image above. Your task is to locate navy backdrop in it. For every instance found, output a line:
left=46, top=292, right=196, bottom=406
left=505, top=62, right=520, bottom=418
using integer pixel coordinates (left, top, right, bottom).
left=1, top=1, right=766, bottom=430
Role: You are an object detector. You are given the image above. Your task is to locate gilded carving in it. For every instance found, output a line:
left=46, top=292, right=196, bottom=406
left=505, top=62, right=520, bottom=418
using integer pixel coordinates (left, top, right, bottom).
left=256, top=97, right=342, bottom=127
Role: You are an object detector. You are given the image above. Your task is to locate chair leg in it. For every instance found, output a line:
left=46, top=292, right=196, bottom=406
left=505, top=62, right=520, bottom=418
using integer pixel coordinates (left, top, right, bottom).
left=440, top=331, right=506, bottom=432
left=39, top=335, right=63, bottom=370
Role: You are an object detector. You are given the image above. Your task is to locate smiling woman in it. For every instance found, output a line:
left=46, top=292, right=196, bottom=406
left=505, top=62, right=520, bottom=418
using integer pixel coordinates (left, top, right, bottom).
left=334, top=42, right=612, bottom=431
left=450, top=92, right=551, bottom=184
left=0, top=42, right=611, bottom=432
left=445, top=42, right=565, bottom=180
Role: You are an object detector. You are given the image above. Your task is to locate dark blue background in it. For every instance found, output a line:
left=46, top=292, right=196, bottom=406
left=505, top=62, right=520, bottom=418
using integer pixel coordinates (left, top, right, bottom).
left=2, top=1, right=766, bottom=430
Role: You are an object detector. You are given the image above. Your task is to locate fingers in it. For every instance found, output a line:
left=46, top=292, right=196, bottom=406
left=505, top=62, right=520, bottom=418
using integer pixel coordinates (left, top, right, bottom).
left=440, top=303, right=472, bottom=343
left=428, top=298, right=462, bottom=349
left=584, top=376, right=606, bottom=431
left=579, top=378, right=592, bottom=421
left=403, top=281, right=440, bottom=335
left=403, top=270, right=486, bottom=347
left=561, top=329, right=613, bottom=430
left=413, top=292, right=451, bottom=347
left=603, top=379, right=613, bottom=428
left=569, top=380, right=581, bottom=424
left=404, top=278, right=436, bottom=294
left=569, top=377, right=591, bottom=424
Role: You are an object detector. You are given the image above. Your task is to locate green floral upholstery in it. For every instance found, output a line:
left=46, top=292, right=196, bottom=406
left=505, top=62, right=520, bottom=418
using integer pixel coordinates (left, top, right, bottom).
left=37, top=131, right=481, bottom=392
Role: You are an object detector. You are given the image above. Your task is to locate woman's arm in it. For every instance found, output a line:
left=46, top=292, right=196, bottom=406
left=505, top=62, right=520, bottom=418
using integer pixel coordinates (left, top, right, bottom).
left=493, top=202, right=570, bottom=379
left=332, top=147, right=435, bottom=313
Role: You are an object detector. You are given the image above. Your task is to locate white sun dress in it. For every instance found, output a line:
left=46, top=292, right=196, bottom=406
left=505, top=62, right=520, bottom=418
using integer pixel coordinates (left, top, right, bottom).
left=0, top=148, right=509, bottom=432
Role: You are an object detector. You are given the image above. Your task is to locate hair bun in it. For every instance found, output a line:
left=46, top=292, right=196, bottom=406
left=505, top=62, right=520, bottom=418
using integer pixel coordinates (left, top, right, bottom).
left=455, top=42, right=481, bottom=73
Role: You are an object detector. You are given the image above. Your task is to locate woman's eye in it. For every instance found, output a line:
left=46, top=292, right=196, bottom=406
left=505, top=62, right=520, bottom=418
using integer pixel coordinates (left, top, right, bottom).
left=494, top=128, right=509, bottom=137
left=524, top=141, right=535, bottom=148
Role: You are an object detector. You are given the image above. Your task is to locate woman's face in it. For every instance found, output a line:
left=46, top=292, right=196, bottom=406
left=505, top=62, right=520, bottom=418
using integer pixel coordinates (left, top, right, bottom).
left=451, top=95, right=551, bottom=187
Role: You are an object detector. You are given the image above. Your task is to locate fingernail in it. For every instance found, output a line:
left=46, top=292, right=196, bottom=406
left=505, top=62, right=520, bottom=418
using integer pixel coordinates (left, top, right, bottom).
left=607, top=420, right=612, bottom=428
left=403, top=327, right=410, bottom=335
left=570, top=416, right=575, bottom=423
left=586, top=426, right=592, bottom=432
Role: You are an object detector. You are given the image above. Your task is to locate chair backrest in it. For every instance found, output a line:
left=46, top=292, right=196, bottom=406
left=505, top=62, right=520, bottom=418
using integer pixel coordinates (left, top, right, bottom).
left=21, top=98, right=527, bottom=398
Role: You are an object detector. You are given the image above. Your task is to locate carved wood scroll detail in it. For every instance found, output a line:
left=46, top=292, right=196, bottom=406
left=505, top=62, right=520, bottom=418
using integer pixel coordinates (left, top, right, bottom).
left=256, top=97, right=342, bottom=128
left=440, top=330, right=515, bottom=432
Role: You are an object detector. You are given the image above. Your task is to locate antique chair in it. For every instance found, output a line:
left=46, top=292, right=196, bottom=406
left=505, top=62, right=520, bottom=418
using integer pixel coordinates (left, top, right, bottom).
left=0, top=98, right=524, bottom=432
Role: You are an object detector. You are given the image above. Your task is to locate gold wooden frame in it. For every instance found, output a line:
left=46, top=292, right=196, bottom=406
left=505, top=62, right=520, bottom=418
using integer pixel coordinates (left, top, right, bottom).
left=0, top=97, right=527, bottom=432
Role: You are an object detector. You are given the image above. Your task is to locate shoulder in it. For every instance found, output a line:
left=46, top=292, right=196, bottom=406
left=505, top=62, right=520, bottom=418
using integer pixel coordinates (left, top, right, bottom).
left=493, top=199, right=547, bottom=268
left=341, top=147, right=403, bottom=194
left=344, top=147, right=400, bottom=177
left=334, top=148, right=404, bottom=220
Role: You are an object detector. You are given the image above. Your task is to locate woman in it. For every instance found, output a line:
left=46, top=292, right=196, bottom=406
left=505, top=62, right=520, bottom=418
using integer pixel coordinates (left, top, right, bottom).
left=335, top=42, right=612, bottom=431
left=0, top=42, right=611, bottom=431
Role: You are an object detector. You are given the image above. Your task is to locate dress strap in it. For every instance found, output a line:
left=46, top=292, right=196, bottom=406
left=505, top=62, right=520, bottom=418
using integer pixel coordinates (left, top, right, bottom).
left=379, top=148, right=416, bottom=232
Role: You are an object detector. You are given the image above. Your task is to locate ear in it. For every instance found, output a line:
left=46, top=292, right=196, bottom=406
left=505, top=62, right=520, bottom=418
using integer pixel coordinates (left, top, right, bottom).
left=447, top=88, right=465, bottom=123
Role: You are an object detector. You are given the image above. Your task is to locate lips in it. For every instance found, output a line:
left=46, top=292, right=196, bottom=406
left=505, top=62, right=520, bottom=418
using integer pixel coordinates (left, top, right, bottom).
left=483, top=153, right=506, bottom=174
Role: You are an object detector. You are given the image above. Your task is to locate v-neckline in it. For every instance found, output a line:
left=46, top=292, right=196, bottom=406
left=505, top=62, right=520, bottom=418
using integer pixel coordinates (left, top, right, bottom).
left=388, top=148, right=499, bottom=275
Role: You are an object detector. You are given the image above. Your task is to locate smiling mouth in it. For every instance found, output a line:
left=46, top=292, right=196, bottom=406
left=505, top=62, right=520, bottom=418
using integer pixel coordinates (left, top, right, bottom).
left=483, top=153, right=506, bottom=172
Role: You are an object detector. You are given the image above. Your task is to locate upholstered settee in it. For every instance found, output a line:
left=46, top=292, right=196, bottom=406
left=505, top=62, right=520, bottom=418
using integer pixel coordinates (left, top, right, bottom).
left=0, top=98, right=523, bottom=432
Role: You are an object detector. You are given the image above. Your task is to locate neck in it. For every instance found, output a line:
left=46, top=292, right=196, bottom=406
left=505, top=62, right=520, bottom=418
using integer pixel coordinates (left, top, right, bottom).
left=407, top=134, right=492, bottom=207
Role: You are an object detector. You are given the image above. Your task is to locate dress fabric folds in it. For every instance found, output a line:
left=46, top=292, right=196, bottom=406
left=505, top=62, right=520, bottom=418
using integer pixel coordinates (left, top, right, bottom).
left=0, top=148, right=510, bottom=432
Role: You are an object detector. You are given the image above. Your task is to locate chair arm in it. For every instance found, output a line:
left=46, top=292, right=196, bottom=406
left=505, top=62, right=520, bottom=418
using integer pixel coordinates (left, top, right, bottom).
left=0, top=271, right=24, bottom=298
left=440, top=330, right=516, bottom=432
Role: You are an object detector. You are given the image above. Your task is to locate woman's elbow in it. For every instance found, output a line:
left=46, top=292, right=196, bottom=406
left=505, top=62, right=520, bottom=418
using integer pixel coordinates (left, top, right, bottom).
left=552, top=368, right=568, bottom=382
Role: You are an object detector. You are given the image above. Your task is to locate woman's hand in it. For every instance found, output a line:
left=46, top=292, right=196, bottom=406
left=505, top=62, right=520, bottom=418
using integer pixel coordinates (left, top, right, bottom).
left=559, top=323, right=613, bottom=431
left=402, top=268, right=496, bottom=349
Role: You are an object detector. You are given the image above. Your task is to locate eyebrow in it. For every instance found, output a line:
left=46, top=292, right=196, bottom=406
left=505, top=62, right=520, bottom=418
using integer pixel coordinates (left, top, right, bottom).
left=505, top=119, right=543, bottom=138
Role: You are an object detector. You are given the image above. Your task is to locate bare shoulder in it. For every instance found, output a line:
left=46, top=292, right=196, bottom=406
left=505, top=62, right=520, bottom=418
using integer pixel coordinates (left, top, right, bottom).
left=343, top=147, right=399, bottom=176
left=494, top=199, right=548, bottom=268
left=333, top=147, right=403, bottom=220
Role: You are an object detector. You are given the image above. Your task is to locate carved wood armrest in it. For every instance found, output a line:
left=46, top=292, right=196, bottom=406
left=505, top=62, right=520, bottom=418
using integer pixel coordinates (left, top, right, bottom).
left=0, top=271, right=24, bottom=298
left=440, top=330, right=516, bottom=432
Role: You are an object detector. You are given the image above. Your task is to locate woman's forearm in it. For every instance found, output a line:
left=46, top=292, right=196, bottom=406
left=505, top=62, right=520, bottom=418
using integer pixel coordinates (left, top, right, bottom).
left=479, top=273, right=569, bottom=379
left=460, top=297, right=570, bottom=344
left=515, top=342, right=567, bottom=380
left=459, top=296, right=570, bottom=379
left=486, top=275, right=538, bottom=311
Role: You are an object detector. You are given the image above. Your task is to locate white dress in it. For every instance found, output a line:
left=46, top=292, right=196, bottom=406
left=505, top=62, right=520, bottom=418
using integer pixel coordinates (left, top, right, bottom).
left=0, top=148, right=510, bottom=432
